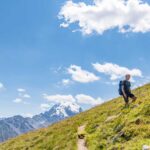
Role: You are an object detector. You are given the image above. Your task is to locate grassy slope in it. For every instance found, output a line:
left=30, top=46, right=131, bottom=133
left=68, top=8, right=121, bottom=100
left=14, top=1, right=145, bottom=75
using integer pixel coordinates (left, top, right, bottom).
left=0, top=84, right=150, bottom=150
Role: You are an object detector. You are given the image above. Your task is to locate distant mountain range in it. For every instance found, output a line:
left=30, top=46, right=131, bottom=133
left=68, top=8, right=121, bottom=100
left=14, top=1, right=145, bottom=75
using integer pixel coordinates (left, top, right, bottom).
left=0, top=102, right=82, bottom=142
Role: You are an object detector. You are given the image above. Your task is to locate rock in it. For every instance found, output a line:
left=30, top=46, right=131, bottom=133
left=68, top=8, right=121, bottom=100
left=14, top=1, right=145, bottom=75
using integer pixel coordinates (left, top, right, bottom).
left=142, top=145, right=150, bottom=150
left=118, top=131, right=125, bottom=137
left=78, top=125, right=86, bottom=139
left=105, top=113, right=122, bottom=123
left=78, top=134, right=85, bottom=139
left=135, top=118, right=141, bottom=125
left=138, top=101, right=142, bottom=105
left=112, top=131, right=125, bottom=143
left=105, top=115, right=119, bottom=123
left=114, top=124, right=124, bottom=132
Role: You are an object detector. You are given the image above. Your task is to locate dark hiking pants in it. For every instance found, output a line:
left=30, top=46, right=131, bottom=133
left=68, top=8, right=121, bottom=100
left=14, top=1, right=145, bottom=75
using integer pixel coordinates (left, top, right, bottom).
left=123, top=92, right=135, bottom=103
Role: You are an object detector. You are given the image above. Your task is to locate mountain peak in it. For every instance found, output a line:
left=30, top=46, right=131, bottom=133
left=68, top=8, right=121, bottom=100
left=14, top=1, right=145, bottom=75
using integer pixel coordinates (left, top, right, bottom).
left=56, top=101, right=82, bottom=113
left=48, top=102, right=82, bottom=118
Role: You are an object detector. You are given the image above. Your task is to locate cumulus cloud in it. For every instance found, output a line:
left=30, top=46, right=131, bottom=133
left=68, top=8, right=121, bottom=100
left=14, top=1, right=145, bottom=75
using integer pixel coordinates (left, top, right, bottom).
left=67, top=65, right=99, bottom=83
left=17, top=88, right=26, bottom=92
left=76, top=94, right=103, bottom=106
left=43, top=93, right=103, bottom=107
left=93, top=62, right=142, bottom=80
left=40, top=103, right=51, bottom=111
left=59, top=0, right=150, bottom=35
left=13, top=98, right=23, bottom=103
left=43, top=94, right=76, bottom=103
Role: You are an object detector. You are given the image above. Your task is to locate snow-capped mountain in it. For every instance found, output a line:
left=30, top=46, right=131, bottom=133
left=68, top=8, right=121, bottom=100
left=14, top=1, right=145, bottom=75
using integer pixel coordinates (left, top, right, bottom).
left=31, top=102, right=82, bottom=128
left=49, top=102, right=82, bottom=117
left=0, top=102, right=82, bottom=142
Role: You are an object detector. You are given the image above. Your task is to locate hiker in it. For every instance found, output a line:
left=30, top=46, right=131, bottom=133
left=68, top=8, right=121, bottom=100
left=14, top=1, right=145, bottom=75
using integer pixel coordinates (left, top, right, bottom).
left=119, top=74, right=137, bottom=106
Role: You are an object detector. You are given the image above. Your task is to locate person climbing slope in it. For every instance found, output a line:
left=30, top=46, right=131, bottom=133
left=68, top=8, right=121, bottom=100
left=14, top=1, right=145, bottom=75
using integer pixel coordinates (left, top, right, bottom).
left=119, top=74, right=137, bottom=106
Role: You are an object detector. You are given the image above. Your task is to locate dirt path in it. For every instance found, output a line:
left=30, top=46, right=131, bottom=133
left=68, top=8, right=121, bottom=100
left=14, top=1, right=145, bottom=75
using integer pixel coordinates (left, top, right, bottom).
left=77, top=125, right=88, bottom=150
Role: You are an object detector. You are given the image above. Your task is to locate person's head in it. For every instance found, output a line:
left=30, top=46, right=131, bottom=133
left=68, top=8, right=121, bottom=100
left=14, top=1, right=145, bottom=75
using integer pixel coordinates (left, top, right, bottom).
left=125, top=74, right=131, bottom=81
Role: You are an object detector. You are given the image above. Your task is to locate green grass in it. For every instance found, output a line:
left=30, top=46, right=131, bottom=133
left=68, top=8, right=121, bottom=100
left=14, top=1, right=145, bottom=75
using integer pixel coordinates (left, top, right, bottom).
left=0, top=84, right=150, bottom=150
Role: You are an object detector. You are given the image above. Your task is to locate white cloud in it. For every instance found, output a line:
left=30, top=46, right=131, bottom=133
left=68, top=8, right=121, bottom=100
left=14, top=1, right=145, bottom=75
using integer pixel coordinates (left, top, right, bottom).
left=60, top=22, right=69, bottom=28
left=43, top=94, right=76, bottom=103
left=43, top=93, right=103, bottom=107
left=0, top=82, right=5, bottom=91
left=40, top=103, right=51, bottom=111
left=0, top=83, right=4, bottom=89
left=93, top=62, right=142, bottom=80
left=62, top=79, right=71, bottom=86
left=67, top=65, right=100, bottom=83
left=17, top=88, right=31, bottom=100
left=14, top=89, right=31, bottom=104
left=59, top=0, right=150, bottom=35
left=13, top=98, right=23, bottom=103
left=76, top=94, right=103, bottom=106
left=17, top=88, right=26, bottom=92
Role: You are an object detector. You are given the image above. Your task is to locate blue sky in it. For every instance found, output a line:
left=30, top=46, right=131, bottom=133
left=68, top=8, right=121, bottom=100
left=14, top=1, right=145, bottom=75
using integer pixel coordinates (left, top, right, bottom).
left=0, top=0, right=150, bottom=117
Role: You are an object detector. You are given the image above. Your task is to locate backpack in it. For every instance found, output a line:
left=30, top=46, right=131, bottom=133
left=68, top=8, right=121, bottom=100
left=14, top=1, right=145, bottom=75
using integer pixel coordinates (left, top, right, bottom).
left=118, top=80, right=124, bottom=95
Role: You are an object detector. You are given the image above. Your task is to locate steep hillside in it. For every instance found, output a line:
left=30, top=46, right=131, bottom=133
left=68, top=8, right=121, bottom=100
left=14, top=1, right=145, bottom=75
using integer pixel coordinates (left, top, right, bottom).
left=0, top=84, right=150, bottom=150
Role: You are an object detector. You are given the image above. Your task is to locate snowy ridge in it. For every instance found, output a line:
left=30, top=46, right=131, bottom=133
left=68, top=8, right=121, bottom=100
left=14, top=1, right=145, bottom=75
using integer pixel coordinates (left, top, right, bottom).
left=51, top=102, right=82, bottom=117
